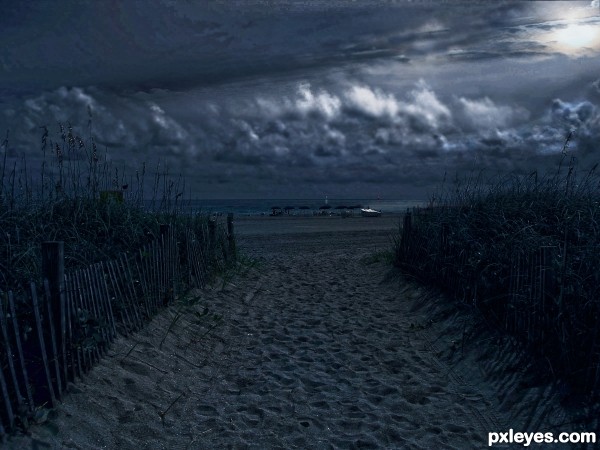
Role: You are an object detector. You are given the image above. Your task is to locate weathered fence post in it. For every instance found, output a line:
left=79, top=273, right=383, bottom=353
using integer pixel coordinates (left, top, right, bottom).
left=42, top=241, right=64, bottom=308
left=227, top=213, right=235, bottom=260
left=41, top=241, right=65, bottom=394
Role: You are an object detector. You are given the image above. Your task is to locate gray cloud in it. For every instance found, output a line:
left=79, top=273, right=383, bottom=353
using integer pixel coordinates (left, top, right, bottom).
left=457, top=96, right=530, bottom=131
left=0, top=1, right=545, bottom=94
left=3, top=87, right=193, bottom=159
left=2, top=1, right=600, bottom=199
left=549, top=99, right=600, bottom=158
left=4, top=74, right=598, bottom=199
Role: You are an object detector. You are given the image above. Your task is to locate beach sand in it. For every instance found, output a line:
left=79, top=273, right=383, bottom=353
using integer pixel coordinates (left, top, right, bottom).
left=6, top=215, right=581, bottom=449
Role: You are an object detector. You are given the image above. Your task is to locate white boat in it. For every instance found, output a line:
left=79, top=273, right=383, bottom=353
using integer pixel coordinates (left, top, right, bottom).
left=360, top=208, right=382, bottom=217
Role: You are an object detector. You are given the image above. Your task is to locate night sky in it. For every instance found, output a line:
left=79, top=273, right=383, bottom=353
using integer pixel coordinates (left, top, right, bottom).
left=1, top=1, right=600, bottom=200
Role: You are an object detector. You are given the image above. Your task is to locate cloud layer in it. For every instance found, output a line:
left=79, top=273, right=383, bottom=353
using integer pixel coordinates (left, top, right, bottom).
left=3, top=73, right=599, bottom=198
left=2, top=1, right=600, bottom=198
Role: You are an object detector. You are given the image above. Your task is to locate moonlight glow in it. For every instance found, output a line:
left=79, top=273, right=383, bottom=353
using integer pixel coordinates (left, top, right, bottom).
left=555, top=24, right=599, bottom=48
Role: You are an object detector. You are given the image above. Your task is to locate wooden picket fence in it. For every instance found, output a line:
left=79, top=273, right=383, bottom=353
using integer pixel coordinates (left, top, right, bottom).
left=0, top=215, right=235, bottom=434
left=397, top=208, right=600, bottom=400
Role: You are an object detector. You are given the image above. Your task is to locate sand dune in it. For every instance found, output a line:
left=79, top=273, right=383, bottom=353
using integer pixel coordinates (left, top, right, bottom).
left=6, top=217, right=582, bottom=449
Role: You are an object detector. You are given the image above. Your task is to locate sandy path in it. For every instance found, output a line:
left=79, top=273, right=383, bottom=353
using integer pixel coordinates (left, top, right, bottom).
left=6, top=220, right=576, bottom=449
left=226, top=231, right=489, bottom=448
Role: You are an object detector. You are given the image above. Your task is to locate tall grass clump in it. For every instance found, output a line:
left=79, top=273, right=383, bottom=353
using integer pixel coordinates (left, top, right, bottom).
left=0, top=122, right=227, bottom=293
left=395, top=157, right=600, bottom=403
left=0, top=122, right=237, bottom=435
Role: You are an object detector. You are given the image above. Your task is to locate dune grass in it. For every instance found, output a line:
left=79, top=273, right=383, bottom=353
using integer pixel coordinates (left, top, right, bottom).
left=0, top=122, right=221, bottom=293
left=395, top=155, right=600, bottom=406
left=0, top=121, right=240, bottom=433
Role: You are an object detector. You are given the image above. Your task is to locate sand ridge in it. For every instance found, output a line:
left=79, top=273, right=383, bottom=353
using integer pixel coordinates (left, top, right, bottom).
left=5, top=220, right=581, bottom=449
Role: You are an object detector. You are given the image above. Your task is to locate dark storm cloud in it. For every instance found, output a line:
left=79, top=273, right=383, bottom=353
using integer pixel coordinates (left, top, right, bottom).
left=6, top=74, right=597, bottom=197
left=549, top=99, right=600, bottom=158
left=2, top=1, right=600, bottom=198
left=0, top=0, right=535, bottom=94
left=2, top=86, right=192, bottom=158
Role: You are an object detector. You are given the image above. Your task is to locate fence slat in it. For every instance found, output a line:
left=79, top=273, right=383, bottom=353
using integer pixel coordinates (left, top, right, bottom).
left=172, top=225, right=179, bottom=299
left=30, top=282, right=57, bottom=407
left=84, top=267, right=108, bottom=354
left=121, top=254, right=145, bottom=326
left=137, top=247, right=153, bottom=316
left=161, top=234, right=166, bottom=303
left=74, top=269, right=99, bottom=368
left=107, top=259, right=132, bottom=334
left=98, top=262, right=117, bottom=339
left=72, top=270, right=89, bottom=372
left=59, top=279, right=68, bottom=388
left=64, top=275, right=82, bottom=381
left=0, top=357, right=14, bottom=430
left=188, top=229, right=199, bottom=287
left=201, top=226, right=209, bottom=282
left=153, top=239, right=161, bottom=309
left=146, top=241, right=155, bottom=311
left=7, top=291, right=33, bottom=410
left=153, top=238, right=161, bottom=307
left=42, top=279, right=63, bottom=400
left=186, top=228, right=194, bottom=287
left=0, top=295, right=24, bottom=419
left=142, top=242, right=154, bottom=313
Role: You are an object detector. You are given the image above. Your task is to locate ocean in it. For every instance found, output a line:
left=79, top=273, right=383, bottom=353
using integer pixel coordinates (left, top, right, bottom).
left=177, top=198, right=425, bottom=216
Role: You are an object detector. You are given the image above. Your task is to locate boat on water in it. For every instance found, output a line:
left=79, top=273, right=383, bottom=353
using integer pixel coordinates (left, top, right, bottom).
left=360, top=208, right=382, bottom=217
